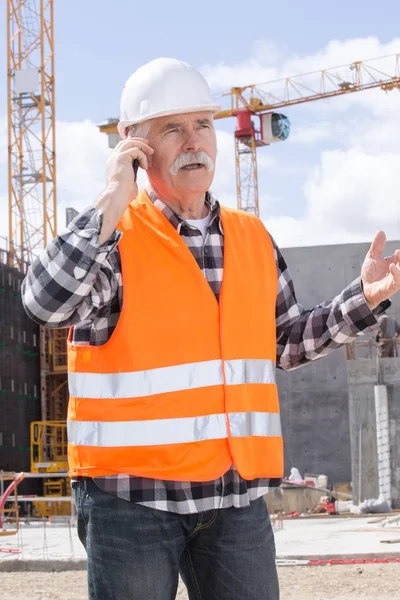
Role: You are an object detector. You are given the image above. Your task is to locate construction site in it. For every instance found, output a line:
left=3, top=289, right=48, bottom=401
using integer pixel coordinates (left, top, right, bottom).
left=1, top=1, right=400, bottom=599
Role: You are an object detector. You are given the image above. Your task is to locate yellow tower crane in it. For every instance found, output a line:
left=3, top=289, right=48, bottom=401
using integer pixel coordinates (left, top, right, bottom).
left=100, top=54, right=400, bottom=216
left=7, top=0, right=57, bottom=267
left=7, top=0, right=69, bottom=517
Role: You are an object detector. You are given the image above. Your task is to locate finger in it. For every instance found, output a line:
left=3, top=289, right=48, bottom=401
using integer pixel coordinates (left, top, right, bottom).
left=389, top=262, right=400, bottom=289
left=121, top=148, right=149, bottom=170
left=117, top=138, right=154, bottom=156
left=385, top=251, right=400, bottom=268
left=112, top=137, right=133, bottom=152
left=368, top=230, right=386, bottom=258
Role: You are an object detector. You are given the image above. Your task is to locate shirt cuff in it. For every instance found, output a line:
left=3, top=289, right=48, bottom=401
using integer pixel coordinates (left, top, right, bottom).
left=68, top=207, right=122, bottom=252
left=340, top=277, right=391, bottom=334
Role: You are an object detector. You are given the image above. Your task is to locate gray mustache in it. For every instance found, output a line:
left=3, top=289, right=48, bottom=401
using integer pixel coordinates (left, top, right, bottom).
left=169, top=152, right=215, bottom=176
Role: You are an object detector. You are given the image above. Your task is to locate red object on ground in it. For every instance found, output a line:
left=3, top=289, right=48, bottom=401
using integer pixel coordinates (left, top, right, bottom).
left=0, top=472, right=25, bottom=527
left=325, top=502, right=336, bottom=514
left=0, top=547, right=21, bottom=554
left=308, top=558, right=400, bottom=566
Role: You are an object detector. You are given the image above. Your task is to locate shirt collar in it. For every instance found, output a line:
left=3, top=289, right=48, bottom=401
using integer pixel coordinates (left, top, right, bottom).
left=148, top=188, right=223, bottom=235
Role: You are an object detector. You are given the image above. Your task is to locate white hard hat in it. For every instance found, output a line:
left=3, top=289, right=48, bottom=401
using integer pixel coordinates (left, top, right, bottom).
left=118, top=58, right=222, bottom=137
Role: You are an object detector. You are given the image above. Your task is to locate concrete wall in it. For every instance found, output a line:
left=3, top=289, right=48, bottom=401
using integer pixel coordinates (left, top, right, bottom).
left=277, top=240, right=400, bottom=487
left=347, top=359, right=400, bottom=508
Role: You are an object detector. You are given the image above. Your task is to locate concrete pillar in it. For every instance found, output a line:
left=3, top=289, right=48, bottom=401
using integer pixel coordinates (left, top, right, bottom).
left=374, top=385, right=391, bottom=505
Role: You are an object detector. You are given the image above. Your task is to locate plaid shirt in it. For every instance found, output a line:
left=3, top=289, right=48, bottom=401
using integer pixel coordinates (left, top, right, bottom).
left=22, top=190, right=384, bottom=514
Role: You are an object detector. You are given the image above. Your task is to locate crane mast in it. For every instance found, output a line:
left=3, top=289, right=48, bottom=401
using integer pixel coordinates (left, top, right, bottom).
left=7, top=1, right=69, bottom=486
left=7, top=0, right=56, bottom=267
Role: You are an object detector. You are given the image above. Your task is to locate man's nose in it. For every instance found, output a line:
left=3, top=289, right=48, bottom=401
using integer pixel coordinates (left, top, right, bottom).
left=182, top=129, right=202, bottom=153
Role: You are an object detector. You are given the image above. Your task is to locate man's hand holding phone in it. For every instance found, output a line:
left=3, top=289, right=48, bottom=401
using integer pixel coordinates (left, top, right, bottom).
left=96, top=133, right=154, bottom=244
left=105, top=134, right=154, bottom=205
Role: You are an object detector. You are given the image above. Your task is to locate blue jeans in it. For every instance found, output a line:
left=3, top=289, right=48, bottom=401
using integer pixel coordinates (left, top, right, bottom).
left=72, top=478, right=279, bottom=600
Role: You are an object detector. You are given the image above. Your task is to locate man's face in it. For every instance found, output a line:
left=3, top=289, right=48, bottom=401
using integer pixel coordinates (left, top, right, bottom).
left=145, top=111, right=217, bottom=198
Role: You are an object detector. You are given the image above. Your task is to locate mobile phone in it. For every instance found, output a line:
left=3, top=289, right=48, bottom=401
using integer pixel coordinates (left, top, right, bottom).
left=127, top=128, right=139, bottom=181
left=132, top=159, right=139, bottom=181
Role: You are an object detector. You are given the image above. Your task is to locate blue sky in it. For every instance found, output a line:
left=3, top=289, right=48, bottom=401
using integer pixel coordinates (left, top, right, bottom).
left=35, top=0, right=400, bottom=123
left=1, top=0, right=400, bottom=247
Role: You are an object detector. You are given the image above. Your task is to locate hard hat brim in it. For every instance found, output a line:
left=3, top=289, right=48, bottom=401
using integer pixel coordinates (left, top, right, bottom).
left=118, top=103, right=222, bottom=138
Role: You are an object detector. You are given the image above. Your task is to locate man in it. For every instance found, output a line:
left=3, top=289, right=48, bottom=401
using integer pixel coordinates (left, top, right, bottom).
left=22, top=58, right=400, bottom=600
left=376, top=314, right=400, bottom=357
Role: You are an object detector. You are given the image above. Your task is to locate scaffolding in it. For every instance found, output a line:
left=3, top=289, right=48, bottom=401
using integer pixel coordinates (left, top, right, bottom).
left=40, top=328, right=68, bottom=423
left=30, top=420, right=69, bottom=517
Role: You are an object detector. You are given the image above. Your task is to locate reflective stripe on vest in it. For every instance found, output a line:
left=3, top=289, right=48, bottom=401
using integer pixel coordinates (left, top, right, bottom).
left=67, top=411, right=282, bottom=447
left=68, top=358, right=275, bottom=399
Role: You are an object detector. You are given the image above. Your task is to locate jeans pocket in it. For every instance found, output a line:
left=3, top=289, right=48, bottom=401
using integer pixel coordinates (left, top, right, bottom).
left=71, top=481, right=89, bottom=526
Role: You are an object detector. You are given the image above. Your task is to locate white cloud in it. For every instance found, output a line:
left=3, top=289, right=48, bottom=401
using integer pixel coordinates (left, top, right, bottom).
left=0, top=193, right=8, bottom=242
left=0, top=117, right=7, bottom=166
left=346, top=116, right=400, bottom=154
left=307, top=148, right=400, bottom=229
left=56, top=119, right=110, bottom=222
left=281, top=37, right=400, bottom=80
left=265, top=145, right=400, bottom=248
left=0, top=118, right=8, bottom=241
left=202, top=36, right=400, bottom=96
left=213, top=130, right=235, bottom=190
left=257, top=154, right=277, bottom=169
left=289, top=121, right=337, bottom=145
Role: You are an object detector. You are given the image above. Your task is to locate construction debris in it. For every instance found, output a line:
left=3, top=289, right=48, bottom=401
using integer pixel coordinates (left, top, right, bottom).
left=351, top=494, right=392, bottom=515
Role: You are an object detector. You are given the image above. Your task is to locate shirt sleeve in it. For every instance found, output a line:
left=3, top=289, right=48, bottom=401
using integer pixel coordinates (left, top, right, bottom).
left=21, top=208, right=122, bottom=328
left=273, top=239, right=390, bottom=371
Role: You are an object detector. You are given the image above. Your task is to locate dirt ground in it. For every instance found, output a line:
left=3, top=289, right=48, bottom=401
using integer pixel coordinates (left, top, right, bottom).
left=0, top=564, right=399, bottom=599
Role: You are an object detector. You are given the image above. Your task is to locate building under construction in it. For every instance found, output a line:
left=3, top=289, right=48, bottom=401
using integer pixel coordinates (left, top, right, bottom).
left=0, top=248, right=41, bottom=497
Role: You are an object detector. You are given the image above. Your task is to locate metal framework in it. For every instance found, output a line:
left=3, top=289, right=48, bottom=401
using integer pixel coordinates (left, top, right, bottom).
left=7, top=3, right=68, bottom=514
left=40, top=327, right=69, bottom=422
left=31, top=420, right=68, bottom=473
left=235, top=136, right=259, bottom=214
left=216, top=54, right=400, bottom=118
left=7, top=0, right=56, bottom=267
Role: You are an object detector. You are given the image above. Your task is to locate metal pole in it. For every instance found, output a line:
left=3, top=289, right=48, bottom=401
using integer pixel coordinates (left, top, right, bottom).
left=0, top=472, right=69, bottom=478
left=376, top=345, right=381, bottom=385
left=358, top=425, right=362, bottom=505
left=374, top=384, right=391, bottom=506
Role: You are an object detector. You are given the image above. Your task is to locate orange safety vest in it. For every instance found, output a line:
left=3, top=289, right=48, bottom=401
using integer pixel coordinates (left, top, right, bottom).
left=67, top=190, right=283, bottom=481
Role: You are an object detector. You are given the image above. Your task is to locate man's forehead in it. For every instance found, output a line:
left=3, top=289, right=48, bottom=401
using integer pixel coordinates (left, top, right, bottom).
left=154, top=111, right=213, bottom=130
